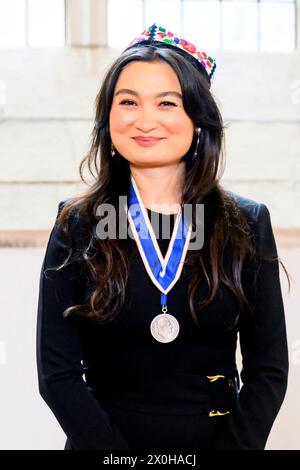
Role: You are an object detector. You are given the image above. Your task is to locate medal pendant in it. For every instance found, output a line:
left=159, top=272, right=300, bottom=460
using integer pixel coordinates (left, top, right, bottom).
left=150, top=313, right=180, bottom=343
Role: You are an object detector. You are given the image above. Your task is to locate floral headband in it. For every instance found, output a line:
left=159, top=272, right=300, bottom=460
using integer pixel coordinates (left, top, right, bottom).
left=123, top=23, right=216, bottom=81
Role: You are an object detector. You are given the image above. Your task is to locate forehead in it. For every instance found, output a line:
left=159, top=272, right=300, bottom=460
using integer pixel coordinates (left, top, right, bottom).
left=115, top=61, right=182, bottom=91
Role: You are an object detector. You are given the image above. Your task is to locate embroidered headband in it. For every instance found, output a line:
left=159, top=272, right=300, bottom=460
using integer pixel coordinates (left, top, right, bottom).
left=123, top=23, right=216, bottom=82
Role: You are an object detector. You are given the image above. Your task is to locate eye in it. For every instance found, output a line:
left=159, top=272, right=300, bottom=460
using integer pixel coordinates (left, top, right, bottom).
left=160, top=101, right=177, bottom=107
left=119, top=100, right=136, bottom=106
left=118, top=100, right=177, bottom=107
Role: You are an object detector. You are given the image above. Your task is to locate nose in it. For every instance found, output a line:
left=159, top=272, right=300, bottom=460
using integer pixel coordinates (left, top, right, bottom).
left=134, top=107, right=158, bottom=133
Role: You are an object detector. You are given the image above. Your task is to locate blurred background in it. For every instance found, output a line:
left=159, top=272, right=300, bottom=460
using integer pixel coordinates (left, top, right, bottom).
left=0, top=0, right=299, bottom=450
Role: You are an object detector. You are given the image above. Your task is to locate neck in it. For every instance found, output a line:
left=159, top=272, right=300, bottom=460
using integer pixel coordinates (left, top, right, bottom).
left=129, top=161, right=186, bottom=214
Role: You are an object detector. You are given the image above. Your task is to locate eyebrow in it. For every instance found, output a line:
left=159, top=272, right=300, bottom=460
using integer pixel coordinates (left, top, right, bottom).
left=114, top=88, right=183, bottom=100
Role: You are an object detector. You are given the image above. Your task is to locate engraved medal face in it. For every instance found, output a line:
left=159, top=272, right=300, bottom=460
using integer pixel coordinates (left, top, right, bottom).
left=150, top=313, right=180, bottom=343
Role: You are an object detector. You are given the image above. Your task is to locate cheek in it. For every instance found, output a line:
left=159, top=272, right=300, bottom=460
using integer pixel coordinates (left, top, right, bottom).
left=110, top=106, right=133, bottom=131
left=165, top=113, right=193, bottom=135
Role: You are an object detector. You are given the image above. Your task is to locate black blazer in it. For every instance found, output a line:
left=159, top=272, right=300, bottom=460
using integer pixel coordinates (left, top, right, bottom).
left=36, top=194, right=288, bottom=450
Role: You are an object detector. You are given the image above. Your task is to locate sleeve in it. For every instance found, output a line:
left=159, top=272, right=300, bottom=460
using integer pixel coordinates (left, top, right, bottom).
left=212, top=202, right=289, bottom=449
left=36, top=201, right=130, bottom=450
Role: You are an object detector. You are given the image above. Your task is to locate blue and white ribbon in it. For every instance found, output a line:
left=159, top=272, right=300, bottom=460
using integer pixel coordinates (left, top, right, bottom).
left=125, top=174, right=192, bottom=311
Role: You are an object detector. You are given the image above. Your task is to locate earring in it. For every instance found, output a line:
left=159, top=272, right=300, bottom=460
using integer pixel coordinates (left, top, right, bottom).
left=193, top=127, right=201, bottom=158
left=111, top=142, right=116, bottom=157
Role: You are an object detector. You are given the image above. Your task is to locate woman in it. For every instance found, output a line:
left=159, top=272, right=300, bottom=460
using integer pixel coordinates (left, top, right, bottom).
left=36, top=23, right=289, bottom=450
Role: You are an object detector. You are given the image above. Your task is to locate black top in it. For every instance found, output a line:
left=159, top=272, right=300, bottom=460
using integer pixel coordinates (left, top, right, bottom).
left=36, top=195, right=288, bottom=450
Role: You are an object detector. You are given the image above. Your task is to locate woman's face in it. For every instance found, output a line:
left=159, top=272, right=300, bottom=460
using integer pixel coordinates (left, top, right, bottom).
left=109, top=60, right=194, bottom=167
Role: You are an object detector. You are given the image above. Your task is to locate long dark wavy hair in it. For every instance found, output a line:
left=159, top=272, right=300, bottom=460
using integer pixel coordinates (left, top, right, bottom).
left=49, top=44, right=290, bottom=327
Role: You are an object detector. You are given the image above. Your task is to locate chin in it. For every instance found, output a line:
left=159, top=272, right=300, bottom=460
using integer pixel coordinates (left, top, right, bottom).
left=133, top=159, right=163, bottom=167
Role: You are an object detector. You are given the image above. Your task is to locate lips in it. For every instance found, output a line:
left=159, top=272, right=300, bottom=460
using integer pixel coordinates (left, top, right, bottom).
left=132, top=137, right=164, bottom=147
left=133, top=137, right=163, bottom=142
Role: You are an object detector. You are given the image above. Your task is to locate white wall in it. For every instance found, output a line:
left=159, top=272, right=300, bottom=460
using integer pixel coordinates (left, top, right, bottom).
left=0, top=45, right=299, bottom=230
left=0, top=0, right=299, bottom=450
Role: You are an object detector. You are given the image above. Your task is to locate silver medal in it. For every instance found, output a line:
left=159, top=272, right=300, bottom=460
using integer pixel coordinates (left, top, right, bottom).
left=150, top=313, right=180, bottom=343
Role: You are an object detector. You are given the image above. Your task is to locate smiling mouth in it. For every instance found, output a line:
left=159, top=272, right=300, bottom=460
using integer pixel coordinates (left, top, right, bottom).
left=132, top=137, right=165, bottom=147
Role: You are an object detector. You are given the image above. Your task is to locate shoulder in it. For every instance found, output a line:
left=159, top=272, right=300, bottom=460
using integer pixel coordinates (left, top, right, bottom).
left=57, top=198, right=82, bottom=225
left=57, top=198, right=78, bottom=216
left=58, top=198, right=68, bottom=212
left=225, top=190, right=270, bottom=226
left=56, top=198, right=91, bottom=251
left=226, top=191, right=276, bottom=256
